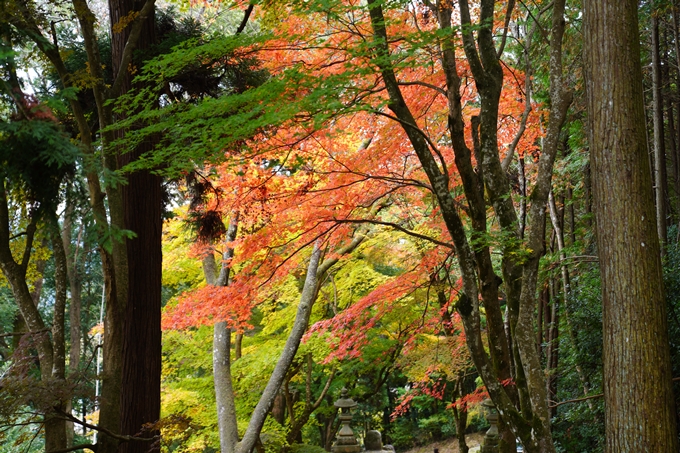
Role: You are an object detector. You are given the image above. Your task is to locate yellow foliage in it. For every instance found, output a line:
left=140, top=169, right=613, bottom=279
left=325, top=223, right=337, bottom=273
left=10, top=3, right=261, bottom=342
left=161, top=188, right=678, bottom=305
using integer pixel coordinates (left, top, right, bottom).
left=162, top=212, right=205, bottom=290
left=112, top=10, right=139, bottom=34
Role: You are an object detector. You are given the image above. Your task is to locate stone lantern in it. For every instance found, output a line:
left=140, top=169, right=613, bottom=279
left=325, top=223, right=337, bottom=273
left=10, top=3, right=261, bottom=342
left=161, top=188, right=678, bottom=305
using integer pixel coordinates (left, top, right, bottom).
left=331, top=388, right=361, bottom=453
left=481, top=399, right=499, bottom=453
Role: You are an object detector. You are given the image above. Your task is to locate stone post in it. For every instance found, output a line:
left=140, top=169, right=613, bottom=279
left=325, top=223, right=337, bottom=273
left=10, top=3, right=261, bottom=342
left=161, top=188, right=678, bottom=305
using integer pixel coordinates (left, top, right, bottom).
left=481, top=399, right=499, bottom=453
left=331, top=388, right=361, bottom=453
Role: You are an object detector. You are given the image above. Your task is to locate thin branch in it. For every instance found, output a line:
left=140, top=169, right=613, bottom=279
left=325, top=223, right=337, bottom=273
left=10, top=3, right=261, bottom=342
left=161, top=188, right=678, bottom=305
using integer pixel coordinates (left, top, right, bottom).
left=0, top=328, right=49, bottom=338
left=317, top=232, right=366, bottom=277
left=328, top=218, right=455, bottom=250
left=496, top=0, right=516, bottom=57
left=549, top=393, right=602, bottom=408
left=55, top=410, right=157, bottom=443
left=370, top=109, right=445, bottom=168
left=44, top=444, right=97, bottom=453
left=517, top=0, right=552, bottom=39
left=19, top=215, right=38, bottom=274
left=8, top=231, right=28, bottom=241
left=397, top=80, right=447, bottom=97
left=312, top=367, right=338, bottom=410
left=502, top=24, right=534, bottom=172
left=235, top=4, right=254, bottom=34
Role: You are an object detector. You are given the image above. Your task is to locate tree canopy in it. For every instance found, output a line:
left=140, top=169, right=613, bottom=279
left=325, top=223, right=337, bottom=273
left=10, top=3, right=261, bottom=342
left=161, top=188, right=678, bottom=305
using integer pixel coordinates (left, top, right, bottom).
left=2, top=1, right=680, bottom=453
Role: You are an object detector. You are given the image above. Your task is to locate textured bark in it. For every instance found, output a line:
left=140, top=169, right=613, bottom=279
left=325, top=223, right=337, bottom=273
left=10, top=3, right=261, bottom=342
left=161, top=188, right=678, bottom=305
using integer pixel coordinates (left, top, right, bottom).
left=235, top=243, right=322, bottom=453
left=584, top=2, right=679, bottom=451
left=214, top=324, right=239, bottom=453
left=512, top=2, right=570, bottom=450
left=652, top=15, right=668, bottom=251
left=47, top=219, right=69, bottom=452
left=207, top=217, right=240, bottom=453
left=366, top=1, right=572, bottom=451
left=109, top=1, right=161, bottom=452
left=451, top=376, right=469, bottom=453
left=0, top=192, right=67, bottom=452
left=436, top=4, right=516, bottom=422
left=61, top=203, right=82, bottom=447
left=672, top=7, right=680, bottom=219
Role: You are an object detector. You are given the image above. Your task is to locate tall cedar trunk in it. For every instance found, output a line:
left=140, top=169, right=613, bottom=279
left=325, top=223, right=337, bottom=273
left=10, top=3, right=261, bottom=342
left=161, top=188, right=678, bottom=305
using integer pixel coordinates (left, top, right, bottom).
left=663, top=28, right=679, bottom=224
left=652, top=15, right=668, bottom=251
left=109, top=0, right=161, bottom=451
left=672, top=5, right=680, bottom=222
left=584, top=2, right=679, bottom=451
left=62, top=202, right=83, bottom=447
left=46, top=219, right=69, bottom=452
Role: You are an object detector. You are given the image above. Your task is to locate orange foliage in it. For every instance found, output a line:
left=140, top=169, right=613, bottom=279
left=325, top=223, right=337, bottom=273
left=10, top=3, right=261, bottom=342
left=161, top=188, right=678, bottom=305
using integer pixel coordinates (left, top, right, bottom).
left=162, top=0, right=543, bottom=375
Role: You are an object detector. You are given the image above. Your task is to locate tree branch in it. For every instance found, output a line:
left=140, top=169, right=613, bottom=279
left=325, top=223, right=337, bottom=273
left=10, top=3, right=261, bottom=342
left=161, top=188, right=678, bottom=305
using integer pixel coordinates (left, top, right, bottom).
left=369, top=109, right=447, bottom=175
left=19, top=214, right=38, bottom=274
left=235, top=243, right=323, bottom=453
left=55, top=410, right=157, bottom=444
left=312, top=367, right=337, bottom=410
left=0, top=328, right=49, bottom=338
left=235, top=4, right=255, bottom=34
left=549, top=393, right=602, bottom=408
left=43, top=444, right=98, bottom=453
left=496, top=0, right=516, bottom=57
left=328, top=218, right=455, bottom=250
left=397, top=80, right=447, bottom=96
left=502, top=41, right=533, bottom=172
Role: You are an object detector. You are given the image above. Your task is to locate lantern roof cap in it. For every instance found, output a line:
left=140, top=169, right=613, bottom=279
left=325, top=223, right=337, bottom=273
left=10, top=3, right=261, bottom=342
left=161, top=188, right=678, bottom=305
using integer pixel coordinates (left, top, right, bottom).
left=334, top=388, right=357, bottom=409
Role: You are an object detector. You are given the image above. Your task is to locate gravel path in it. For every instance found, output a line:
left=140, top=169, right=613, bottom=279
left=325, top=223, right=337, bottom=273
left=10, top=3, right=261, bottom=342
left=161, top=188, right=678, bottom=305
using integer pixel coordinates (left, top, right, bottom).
left=398, top=434, right=485, bottom=453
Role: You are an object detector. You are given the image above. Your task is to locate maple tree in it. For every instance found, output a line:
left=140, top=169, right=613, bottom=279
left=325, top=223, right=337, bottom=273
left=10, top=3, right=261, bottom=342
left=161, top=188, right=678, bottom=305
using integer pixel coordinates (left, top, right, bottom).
left=6, top=0, right=680, bottom=451
left=137, top=2, right=548, bottom=453
left=149, top=0, right=566, bottom=451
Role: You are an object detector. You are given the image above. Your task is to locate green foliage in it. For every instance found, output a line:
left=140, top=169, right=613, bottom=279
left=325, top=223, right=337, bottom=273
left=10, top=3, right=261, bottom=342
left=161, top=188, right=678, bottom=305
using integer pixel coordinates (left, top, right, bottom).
left=161, top=327, right=219, bottom=452
left=261, top=418, right=288, bottom=453
left=551, top=265, right=604, bottom=453
left=109, top=29, right=270, bottom=177
left=0, top=118, right=78, bottom=212
left=162, top=213, right=205, bottom=305
left=288, top=443, right=327, bottom=453
left=663, top=233, right=680, bottom=430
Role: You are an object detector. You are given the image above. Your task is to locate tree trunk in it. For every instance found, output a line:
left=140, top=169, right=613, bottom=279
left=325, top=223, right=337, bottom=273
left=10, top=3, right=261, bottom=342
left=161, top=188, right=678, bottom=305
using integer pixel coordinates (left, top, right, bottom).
left=214, top=323, right=240, bottom=453
left=47, top=218, right=69, bottom=452
left=109, top=0, right=161, bottom=451
left=209, top=216, right=240, bottom=453
left=62, top=202, right=83, bottom=447
left=672, top=5, right=680, bottom=224
left=451, top=375, right=469, bottom=453
left=662, top=27, right=679, bottom=224
left=584, top=2, right=679, bottom=451
left=652, top=14, right=668, bottom=252
left=235, top=243, right=323, bottom=453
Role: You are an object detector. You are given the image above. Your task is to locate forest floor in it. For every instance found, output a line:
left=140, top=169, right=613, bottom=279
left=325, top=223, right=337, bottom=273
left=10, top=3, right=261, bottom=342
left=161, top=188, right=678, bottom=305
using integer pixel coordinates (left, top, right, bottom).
left=400, top=433, right=485, bottom=453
